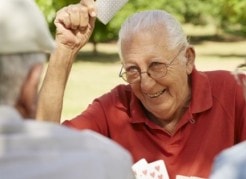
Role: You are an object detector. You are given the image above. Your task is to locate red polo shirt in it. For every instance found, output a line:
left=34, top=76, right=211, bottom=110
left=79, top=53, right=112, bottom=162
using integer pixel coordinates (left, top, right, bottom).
left=63, top=69, right=246, bottom=179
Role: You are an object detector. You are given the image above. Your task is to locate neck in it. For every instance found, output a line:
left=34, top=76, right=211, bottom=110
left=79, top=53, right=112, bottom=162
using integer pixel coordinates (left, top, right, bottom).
left=147, top=106, right=188, bottom=134
left=146, top=93, right=191, bottom=134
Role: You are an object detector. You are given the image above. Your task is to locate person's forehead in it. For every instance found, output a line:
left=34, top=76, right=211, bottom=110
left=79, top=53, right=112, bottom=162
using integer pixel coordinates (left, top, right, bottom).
left=122, top=29, right=171, bottom=50
left=120, top=26, right=177, bottom=64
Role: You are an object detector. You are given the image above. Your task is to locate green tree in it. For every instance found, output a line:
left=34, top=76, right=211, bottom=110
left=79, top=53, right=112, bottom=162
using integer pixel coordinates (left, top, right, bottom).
left=36, top=0, right=78, bottom=34
left=207, top=0, right=246, bottom=35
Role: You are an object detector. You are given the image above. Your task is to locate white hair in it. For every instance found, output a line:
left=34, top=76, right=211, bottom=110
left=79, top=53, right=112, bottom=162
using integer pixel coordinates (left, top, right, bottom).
left=0, top=53, right=46, bottom=106
left=117, top=10, right=189, bottom=61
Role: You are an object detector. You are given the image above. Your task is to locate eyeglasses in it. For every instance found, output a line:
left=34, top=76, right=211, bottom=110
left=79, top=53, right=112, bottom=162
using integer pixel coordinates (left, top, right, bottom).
left=119, top=47, right=185, bottom=84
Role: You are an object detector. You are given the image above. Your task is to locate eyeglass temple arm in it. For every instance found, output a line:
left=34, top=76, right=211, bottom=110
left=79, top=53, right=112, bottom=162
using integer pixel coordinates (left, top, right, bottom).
left=119, top=65, right=124, bottom=77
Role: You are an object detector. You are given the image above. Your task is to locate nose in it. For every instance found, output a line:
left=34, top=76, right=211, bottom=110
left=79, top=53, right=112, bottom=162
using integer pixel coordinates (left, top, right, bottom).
left=140, top=72, right=155, bottom=91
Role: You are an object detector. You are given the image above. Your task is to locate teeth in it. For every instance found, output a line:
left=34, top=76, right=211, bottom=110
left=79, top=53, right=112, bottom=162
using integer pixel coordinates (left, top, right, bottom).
left=147, top=90, right=165, bottom=98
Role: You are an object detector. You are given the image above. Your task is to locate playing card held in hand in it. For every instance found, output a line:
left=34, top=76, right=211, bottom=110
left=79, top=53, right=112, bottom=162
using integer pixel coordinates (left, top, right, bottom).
left=95, top=0, right=128, bottom=24
left=132, top=159, right=169, bottom=179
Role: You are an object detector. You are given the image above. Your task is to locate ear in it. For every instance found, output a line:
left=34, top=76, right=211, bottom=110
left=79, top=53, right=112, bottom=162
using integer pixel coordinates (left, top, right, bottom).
left=185, top=46, right=196, bottom=75
left=15, top=64, right=43, bottom=119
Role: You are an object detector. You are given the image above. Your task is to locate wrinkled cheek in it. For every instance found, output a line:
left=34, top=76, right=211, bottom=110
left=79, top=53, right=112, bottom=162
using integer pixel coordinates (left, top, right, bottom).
left=165, top=90, right=181, bottom=110
left=131, top=84, right=142, bottom=97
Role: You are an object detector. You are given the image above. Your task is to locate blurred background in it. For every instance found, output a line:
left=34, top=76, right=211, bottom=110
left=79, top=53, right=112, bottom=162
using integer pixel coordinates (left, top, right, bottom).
left=36, top=0, right=246, bottom=121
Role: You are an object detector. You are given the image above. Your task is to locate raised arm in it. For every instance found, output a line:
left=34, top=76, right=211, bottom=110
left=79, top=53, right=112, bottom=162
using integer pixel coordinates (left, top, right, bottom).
left=36, top=0, right=96, bottom=123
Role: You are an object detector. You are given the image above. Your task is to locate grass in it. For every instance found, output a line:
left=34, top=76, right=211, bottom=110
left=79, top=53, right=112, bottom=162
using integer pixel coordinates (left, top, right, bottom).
left=61, top=61, right=123, bottom=121
left=41, top=25, right=246, bottom=121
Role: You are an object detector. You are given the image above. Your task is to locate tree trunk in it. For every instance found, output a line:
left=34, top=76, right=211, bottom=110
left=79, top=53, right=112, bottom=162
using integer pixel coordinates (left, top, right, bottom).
left=92, top=40, right=98, bottom=55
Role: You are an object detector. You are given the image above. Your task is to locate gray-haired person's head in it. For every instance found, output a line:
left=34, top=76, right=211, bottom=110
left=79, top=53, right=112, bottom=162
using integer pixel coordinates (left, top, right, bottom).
left=117, top=10, right=189, bottom=61
left=0, top=0, right=55, bottom=106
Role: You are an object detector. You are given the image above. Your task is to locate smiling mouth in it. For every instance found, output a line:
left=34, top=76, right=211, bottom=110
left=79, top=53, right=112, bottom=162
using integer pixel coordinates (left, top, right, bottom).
left=146, top=89, right=165, bottom=98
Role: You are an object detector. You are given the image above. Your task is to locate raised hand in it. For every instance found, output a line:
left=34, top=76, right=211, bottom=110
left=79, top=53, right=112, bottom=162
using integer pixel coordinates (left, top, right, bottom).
left=54, top=0, right=96, bottom=52
left=36, top=0, right=97, bottom=123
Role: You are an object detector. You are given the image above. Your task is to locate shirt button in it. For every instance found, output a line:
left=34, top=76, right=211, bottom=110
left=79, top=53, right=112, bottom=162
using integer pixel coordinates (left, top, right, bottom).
left=189, top=118, right=196, bottom=124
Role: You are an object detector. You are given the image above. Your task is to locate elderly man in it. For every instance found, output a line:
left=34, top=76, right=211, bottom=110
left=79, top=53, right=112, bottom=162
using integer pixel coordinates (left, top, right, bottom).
left=0, top=0, right=133, bottom=178
left=37, top=0, right=246, bottom=178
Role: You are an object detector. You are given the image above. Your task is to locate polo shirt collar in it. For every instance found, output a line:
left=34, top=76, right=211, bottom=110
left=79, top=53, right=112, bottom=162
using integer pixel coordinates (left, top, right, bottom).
left=189, top=68, right=213, bottom=113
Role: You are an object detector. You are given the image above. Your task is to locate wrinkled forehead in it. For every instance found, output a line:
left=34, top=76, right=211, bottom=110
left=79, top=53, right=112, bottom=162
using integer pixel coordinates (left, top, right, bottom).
left=121, top=24, right=170, bottom=51
left=123, top=20, right=168, bottom=38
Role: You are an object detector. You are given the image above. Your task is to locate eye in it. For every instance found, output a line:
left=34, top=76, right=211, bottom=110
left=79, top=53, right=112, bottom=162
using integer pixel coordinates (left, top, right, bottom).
left=149, top=62, right=165, bottom=72
left=125, top=66, right=139, bottom=73
left=125, top=66, right=140, bottom=79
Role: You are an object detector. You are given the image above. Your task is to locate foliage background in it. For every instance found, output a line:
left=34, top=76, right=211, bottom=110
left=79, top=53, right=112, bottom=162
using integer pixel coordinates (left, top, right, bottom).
left=36, top=0, right=246, bottom=45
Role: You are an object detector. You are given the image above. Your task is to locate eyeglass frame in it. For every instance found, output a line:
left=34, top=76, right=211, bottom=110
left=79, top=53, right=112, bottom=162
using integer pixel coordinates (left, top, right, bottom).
left=118, top=46, right=186, bottom=84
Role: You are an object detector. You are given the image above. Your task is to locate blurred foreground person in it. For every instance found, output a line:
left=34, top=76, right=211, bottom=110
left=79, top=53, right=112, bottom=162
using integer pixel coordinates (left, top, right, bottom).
left=37, top=0, right=246, bottom=178
left=0, top=0, right=133, bottom=178
left=210, top=141, right=246, bottom=179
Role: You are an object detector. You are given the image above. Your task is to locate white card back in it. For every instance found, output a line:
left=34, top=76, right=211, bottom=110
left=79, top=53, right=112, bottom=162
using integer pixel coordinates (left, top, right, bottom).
left=95, top=0, right=128, bottom=24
